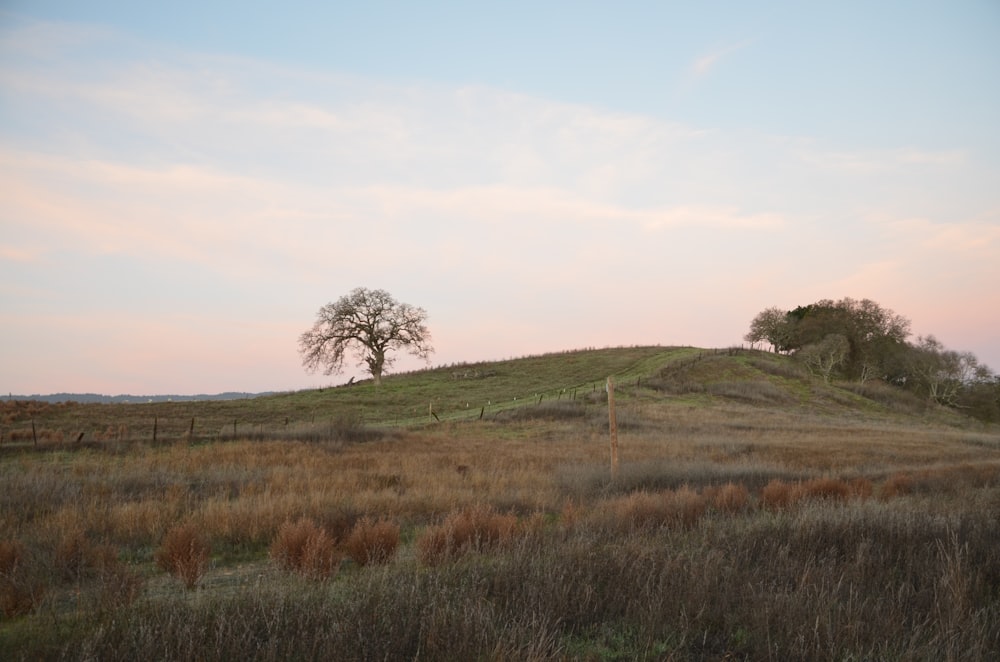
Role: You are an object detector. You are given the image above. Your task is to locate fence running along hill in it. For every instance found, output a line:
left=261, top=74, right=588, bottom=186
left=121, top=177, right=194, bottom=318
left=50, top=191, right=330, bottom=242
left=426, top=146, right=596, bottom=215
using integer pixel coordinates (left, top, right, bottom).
left=1, top=346, right=748, bottom=447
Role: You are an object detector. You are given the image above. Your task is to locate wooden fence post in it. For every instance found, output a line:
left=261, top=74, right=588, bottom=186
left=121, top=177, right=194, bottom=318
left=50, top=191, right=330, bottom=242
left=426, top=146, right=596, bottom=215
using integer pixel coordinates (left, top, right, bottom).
left=607, top=377, right=619, bottom=481
left=153, top=416, right=158, bottom=443
left=31, top=419, right=37, bottom=447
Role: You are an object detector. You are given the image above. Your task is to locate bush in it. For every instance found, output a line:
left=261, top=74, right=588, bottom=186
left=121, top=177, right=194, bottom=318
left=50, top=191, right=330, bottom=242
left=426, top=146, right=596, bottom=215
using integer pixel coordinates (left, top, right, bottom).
left=155, top=523, right=211, bottom=589
left=707, top=482, right=751, bottom=514
left=800, top=477, right=853, bottom=502
left=416, top=505, right=520, bottom=566
left=345, top=517, right=400, bottom=566
left=54, top=523, right=93, bottom=582
left=270, top=517, right=342, bottom=579
left=600, top=486, right=709, bottom=532
left=881, top=473, right=914, bottom=499
left=760, top=479, right=799, bottom=510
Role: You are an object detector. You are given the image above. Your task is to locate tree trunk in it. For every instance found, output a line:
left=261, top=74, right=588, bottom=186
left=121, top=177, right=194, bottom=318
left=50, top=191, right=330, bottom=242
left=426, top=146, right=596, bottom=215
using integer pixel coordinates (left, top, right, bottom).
left=370, top=351, right=385, bottom=386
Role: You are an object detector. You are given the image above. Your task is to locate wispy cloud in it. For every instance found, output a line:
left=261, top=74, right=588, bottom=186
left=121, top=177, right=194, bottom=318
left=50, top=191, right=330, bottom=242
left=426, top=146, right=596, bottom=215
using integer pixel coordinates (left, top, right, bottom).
left=642, top=205, right=784, bottom=230
left=2, top=16, right=998, bottom=393
left=794, top=144, right=968, bottom=174
left=691, top=39, right=754, bottom=78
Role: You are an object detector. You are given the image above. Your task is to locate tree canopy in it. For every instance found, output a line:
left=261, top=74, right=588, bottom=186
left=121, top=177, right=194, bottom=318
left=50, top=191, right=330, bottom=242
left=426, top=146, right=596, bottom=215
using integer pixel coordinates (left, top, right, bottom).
left=299, top=288, right=433, bottom=386
left=745, top=298, right=998, bottom=421
left=745, top=298, right=910, bottom=382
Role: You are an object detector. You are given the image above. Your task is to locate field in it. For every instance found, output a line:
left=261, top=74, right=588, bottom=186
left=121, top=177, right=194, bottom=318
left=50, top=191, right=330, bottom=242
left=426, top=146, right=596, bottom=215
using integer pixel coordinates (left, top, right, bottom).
left=2, top=346, right=1000, bottom=660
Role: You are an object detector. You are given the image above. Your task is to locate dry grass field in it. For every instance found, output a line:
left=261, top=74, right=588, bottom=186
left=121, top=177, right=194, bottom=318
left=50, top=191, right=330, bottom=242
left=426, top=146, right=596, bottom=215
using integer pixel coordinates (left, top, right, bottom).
left=2, top=347, right=999, bottom=660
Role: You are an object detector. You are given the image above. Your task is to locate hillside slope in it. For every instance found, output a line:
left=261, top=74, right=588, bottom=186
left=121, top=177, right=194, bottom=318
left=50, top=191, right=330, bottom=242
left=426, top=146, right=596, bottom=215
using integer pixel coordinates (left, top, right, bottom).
left=0, top=346, right=986, bottom=445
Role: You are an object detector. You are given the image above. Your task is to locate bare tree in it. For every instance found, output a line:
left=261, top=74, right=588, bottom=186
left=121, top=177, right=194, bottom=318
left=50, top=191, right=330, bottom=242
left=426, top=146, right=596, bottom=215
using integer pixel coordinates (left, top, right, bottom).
left=299, top=288, right=433, bottom=386
left=909, top=335, right=985, bottom=406
left=798, top=333, right=850, bottom=383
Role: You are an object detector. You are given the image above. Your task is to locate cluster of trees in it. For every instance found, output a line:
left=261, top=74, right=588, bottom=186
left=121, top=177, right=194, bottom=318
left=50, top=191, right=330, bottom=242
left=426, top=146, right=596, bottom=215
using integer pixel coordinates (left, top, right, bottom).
left=745, top=298, right=998, bottom=420
left=298, top=289, right=997, bottom=422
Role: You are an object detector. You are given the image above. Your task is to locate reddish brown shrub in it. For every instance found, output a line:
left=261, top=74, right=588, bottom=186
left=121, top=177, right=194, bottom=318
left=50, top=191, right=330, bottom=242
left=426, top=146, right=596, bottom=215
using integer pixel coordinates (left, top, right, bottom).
left=299, top=528, right=341, bottom=579
left=760, top=479, right=798, bottom=510
left=671, top=485, right=709, bottom=529
left=849, top=477, right=874, bottom=499
left=345, top=517, right=400, bottom=566
left=270, top=517, right=342, bottom=579
left=881, top=472, right=914, bottom=500
left=710, top=482, right=751, bottom=514
left=155, top=522, right=210, bottom=589
left=800, top=477, right=852, bottom=502
left=605, top=487, right=708, bottom=531
left=416, top=505, right=520, bottom=566
left=608, top=491, right=663, bottom=531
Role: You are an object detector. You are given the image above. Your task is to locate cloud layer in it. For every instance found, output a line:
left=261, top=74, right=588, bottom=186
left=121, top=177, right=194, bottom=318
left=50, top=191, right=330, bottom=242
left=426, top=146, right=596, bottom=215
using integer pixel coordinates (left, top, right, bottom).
left=2, top=17, right=998, bottom=394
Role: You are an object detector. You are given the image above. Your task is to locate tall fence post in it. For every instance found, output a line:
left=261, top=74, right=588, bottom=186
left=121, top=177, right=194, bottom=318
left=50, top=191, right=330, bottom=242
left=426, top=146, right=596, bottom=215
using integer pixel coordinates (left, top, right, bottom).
left=607, top=376, right=619, bottom=481
left=153, top=416, right=158, bottom=443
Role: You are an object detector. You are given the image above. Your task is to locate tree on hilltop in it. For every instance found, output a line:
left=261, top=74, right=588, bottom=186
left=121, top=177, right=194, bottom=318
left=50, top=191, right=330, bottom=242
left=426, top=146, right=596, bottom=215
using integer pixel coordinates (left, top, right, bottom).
left=744, top=306, right=795, bottom=353
left=745, top=298, right=910, bottom=382
left=299, top=287, right=433, bottom=386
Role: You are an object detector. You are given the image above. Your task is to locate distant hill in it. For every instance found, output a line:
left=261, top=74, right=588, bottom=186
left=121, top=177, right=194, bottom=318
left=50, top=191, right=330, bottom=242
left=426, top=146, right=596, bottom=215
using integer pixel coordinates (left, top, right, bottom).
left=7, top=392, right=272, bottom=404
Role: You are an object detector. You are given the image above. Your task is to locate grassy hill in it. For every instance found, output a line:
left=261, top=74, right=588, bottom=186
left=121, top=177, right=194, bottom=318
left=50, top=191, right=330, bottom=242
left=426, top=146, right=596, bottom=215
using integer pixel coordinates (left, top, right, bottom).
left=0, top=345, right=982, bottom=447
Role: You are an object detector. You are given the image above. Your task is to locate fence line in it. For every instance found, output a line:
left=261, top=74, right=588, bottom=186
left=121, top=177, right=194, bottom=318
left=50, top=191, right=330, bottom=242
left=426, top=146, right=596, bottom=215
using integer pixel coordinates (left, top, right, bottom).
left=3, top=348, right=750, bottom=447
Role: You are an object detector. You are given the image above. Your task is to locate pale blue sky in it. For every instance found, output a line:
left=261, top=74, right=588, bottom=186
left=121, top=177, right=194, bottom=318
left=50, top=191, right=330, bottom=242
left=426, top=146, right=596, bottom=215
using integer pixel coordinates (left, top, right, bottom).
left=2, top=1, right=998, bottom=394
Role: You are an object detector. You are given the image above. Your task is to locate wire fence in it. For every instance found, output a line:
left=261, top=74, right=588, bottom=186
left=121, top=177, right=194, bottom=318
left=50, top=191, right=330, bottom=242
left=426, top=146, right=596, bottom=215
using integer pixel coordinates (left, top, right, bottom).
left=2, top=348, right=749, bottom=448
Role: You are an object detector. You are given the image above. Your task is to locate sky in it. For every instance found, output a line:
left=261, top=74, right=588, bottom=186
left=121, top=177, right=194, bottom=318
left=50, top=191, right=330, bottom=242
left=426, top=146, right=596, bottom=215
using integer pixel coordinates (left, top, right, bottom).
left=1, top=1, right=999, bottom=395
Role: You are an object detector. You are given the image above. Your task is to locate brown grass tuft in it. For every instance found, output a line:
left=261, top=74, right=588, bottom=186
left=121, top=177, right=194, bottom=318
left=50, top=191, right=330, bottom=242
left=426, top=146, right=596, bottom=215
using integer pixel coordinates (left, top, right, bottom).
left=849, top=477, right=874, bottom=499
left=799, top=477, right=852, bottom=502
left=760, top=479, right=798, bottom=510
left=604, top=486, right=709, bottom=531
left=344, top=517, right=400, bottom=566
left=416, top=505, right=520, bottom=565
left=154, top=522, right=210, bottom=589
left=709, top=482, right=751, bottom=514
left=270, top=517, right=342, bottom=579
left=560, top=499, right=583, bottom=532
left=881, top=472, right=914, bottom=499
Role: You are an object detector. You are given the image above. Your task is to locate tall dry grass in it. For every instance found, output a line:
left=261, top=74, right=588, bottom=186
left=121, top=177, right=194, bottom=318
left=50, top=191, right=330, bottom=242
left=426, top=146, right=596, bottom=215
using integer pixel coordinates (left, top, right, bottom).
left=344, top=517, right=400, bottom=566
left=269, top=517, right=341, bottom=580
left=416, top=504, right=521, bottom=565
left=23, top=493, right=999, bottom=661
left=2, top=396, right=999, bottom=660
left=155, top=523, right=210, bottom=589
